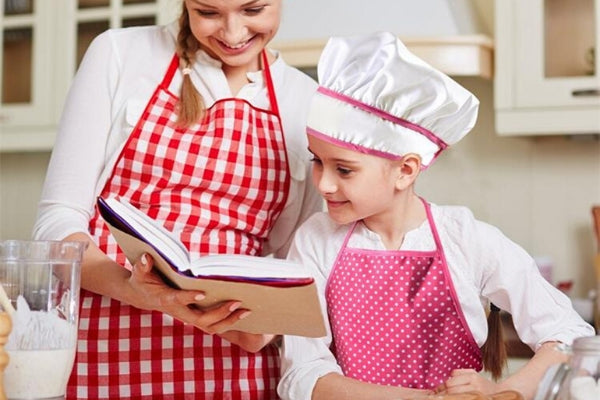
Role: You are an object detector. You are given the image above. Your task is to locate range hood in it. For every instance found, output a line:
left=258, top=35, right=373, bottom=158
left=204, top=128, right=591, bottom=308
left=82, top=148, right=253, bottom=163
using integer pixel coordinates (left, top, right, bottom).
left=272, top=0, right=493, bottom=79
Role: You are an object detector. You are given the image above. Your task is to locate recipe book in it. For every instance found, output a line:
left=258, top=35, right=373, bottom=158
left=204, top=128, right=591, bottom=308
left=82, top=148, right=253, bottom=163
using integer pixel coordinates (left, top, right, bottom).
left=97, top=196, right=326, bottom=337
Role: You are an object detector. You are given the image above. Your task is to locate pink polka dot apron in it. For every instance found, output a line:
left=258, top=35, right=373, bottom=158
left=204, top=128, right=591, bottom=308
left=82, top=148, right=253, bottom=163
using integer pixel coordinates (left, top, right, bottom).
left=326, top=200, right=482, bottom=389
left=69, top=51, right=289, bottom=399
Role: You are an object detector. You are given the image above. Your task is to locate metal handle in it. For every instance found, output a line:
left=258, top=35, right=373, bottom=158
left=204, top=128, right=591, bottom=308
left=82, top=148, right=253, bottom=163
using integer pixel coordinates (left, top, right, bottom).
left=572, top=89, right=600, bottom=97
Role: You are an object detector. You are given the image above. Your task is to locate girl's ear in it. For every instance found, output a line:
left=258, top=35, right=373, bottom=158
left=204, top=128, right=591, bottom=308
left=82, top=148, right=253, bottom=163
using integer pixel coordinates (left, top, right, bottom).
left=395, top=153, right=422, bottom=190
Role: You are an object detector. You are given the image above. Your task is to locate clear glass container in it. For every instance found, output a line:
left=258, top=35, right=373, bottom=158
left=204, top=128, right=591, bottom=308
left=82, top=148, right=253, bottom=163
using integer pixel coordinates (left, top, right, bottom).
left=556, top=336, right=600, bottom=400
left=535, top=336, right=600, bottom=400
left=0, top=240, right=86, bottom=400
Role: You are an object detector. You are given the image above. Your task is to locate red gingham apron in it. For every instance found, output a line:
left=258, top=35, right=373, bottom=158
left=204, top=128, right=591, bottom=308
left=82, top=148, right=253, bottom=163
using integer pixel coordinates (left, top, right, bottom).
left=69, top=51, right=289, bottom=399
left=326, top=199, right=482, bottom=389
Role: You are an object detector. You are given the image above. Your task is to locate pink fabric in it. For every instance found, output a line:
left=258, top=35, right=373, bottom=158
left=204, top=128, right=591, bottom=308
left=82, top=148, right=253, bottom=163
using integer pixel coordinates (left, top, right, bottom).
left=70, top=52, right=289, bottom=399
left=316, top=87, right=448, bottom=152
left=306, top=128, right=404, bottom=161
left=325, top=200, right=482, bottom=389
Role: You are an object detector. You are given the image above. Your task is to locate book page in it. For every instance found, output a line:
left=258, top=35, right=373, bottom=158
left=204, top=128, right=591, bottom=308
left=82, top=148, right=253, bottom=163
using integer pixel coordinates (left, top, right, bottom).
left=102, top=198, right=191, bottom=269
left=100, top=197, right=314, bottom=281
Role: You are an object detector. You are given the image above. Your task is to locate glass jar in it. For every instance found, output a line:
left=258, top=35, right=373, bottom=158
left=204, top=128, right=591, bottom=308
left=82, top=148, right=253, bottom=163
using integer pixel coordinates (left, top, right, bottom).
left=535, top=336, right=600, bottom=400
left=558, top=336, right=600, bottom=400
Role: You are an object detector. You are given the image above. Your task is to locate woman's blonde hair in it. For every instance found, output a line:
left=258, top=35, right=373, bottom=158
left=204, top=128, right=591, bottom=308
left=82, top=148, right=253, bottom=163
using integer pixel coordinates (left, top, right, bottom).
left=176, top=4, right=205, bottom=127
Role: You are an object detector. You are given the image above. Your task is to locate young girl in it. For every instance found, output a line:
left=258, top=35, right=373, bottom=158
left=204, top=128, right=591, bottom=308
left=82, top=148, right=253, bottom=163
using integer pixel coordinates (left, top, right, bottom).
left=277, top=32, right=595, bottom=400
left=33, top=0, right=322, bottom=398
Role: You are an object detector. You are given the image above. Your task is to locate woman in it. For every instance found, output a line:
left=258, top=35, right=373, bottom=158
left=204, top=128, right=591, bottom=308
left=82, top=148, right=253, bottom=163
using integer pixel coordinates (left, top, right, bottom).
left=33, top=0, right=322, bottom=398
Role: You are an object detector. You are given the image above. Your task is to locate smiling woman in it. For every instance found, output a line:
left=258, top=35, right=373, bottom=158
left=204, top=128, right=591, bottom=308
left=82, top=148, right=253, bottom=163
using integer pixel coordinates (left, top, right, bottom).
left=178, top=0, right=283, bottom=123
left=31, top=0, right=322, bottom=398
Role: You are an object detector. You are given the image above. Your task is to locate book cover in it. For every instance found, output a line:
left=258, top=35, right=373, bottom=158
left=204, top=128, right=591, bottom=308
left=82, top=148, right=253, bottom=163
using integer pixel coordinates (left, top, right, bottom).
left=97, top=196, right=326, bottom=337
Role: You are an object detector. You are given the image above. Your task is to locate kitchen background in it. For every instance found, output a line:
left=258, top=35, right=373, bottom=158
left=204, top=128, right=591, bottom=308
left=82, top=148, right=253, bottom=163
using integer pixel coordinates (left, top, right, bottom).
left=1, top=0, right=599, bottom=306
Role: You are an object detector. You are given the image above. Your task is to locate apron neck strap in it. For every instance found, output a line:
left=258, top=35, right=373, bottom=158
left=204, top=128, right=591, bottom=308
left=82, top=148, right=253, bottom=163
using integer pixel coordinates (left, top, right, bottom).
left=420, top=197, right=443, bottom=251
left=261, top=49, right=280, bottom=116
left=164, top=51, right=280, bottom=117
left=162, top=54, right=180, bottom=88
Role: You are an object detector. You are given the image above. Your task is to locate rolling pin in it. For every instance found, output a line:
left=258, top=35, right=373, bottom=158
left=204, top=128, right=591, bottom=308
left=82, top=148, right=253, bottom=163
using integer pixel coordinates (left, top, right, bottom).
left=0, top=312, right=11, bottom=400
left=408, top=390, right=524, bottom=400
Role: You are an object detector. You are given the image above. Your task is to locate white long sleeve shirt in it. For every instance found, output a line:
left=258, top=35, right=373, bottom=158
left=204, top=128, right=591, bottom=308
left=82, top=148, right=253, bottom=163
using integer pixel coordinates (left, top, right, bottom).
left=33, top=23, right=322, bottom=258
left=278, top=204, right=595, bottom=400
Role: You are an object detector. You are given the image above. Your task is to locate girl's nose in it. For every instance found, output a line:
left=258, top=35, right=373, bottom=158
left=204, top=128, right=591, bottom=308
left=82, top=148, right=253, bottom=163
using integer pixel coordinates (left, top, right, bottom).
left=316, top=170, right=337, bottom=195
left=221, top=15, right=248, bottom=45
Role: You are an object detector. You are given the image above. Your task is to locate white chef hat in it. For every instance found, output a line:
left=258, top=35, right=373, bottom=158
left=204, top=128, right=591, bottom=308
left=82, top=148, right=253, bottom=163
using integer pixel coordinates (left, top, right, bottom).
left=307, top=31, right=479, bottom=167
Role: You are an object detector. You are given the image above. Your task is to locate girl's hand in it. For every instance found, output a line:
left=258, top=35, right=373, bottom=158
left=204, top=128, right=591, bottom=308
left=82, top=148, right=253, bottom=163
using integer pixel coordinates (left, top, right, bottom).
left=436, top=369, right=503, bottom=396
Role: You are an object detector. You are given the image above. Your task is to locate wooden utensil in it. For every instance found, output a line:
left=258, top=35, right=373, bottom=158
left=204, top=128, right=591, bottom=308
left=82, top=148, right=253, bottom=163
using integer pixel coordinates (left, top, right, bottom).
left=0, top=312, right=11, bottom=400
left=407, top=390, right=524, bottom=400
left=490, top=391, right=524, bottom=400
left=592, top=205, right=600, bottom=251
left=592, top=206, right=600, bottom=331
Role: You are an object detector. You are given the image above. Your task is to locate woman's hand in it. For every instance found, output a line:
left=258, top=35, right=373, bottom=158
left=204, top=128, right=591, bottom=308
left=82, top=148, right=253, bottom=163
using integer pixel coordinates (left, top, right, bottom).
left=66, top=232, right=276, bottom=353
left=436, top=369, right=503, bottom=396
left=130, top=253, right=276, bottom=352
left=129, top=254, right=244, bottom=331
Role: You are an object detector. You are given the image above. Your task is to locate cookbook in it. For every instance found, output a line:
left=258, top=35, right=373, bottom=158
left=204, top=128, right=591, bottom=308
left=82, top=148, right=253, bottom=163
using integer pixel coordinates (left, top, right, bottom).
left=97, top=196, right=326, bottom=337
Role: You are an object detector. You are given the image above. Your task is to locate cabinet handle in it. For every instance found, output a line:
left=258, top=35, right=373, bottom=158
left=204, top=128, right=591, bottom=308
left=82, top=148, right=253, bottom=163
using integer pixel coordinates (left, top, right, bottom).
left=572, top=89, right=600, bottom=97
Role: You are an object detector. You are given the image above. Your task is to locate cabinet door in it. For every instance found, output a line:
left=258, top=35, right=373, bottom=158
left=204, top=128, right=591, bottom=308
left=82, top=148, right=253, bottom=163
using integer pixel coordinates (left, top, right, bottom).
left=1, top=0, right=54, bottom=127
left=495, top=0, right=600, bottom=135
left=53, top=0, right=166, bottom=118
left=0, top=0, right=176, bottom=150
left=514, top=0, right=600, bottom=108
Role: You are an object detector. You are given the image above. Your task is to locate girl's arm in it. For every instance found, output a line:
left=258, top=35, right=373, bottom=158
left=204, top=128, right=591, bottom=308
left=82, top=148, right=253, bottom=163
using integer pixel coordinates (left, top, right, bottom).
left=440, top=342, right=565, bottom=400
left=312, top=373, right=431, bottom=400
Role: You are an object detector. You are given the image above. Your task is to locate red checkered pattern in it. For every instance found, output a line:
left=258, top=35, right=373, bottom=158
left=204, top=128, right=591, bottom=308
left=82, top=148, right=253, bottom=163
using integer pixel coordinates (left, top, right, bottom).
left=71, top=54, right=289, bottom=399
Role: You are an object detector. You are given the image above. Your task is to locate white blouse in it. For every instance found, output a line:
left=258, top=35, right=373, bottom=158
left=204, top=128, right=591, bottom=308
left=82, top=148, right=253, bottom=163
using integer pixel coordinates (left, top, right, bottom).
left=278, top=204, right=595, bottom=400
left=33, top=23, right=322, bottom=258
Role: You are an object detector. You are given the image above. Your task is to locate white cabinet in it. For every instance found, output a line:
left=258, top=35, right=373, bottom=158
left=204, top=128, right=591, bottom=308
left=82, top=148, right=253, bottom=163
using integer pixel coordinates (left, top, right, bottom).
left=0, top=0, right=178, bottom=151
left=1, top=1, right=54, bottom=129
left=1, top=0, right=494, bottom=150
left=495, top=0, right=600, bottom=135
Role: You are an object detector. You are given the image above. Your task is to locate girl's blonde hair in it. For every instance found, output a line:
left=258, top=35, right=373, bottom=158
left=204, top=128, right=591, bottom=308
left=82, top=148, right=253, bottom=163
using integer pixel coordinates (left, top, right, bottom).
left=176, top=4, right=205, bottom=127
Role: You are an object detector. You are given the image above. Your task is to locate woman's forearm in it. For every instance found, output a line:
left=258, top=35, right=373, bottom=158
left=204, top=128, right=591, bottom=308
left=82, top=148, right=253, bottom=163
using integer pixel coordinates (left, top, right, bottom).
left=63, top=232, right=132, bottom=302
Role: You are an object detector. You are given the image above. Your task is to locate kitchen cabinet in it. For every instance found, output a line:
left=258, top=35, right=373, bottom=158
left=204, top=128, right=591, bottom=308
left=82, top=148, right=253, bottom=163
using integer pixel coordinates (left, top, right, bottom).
left=1, top=0, right=54, bottom=130
left=0, top=0, right=178, bottom=151
left=1, top=0, right=493, bottom=151
left=494, top=0, right=600, bottom=135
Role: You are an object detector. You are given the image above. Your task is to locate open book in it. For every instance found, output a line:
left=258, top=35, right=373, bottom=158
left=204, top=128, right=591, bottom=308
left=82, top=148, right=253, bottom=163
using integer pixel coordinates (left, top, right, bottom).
left=97, top=196, right=326, bottom=337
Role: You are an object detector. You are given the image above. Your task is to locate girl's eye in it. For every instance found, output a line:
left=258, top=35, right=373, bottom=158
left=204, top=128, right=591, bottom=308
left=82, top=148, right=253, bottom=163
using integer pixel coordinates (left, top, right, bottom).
left=337, top=167, right=352, bottom=176
left=244, top=6, right=265, bottom=15
left=309, top=156, right=322, bottom=165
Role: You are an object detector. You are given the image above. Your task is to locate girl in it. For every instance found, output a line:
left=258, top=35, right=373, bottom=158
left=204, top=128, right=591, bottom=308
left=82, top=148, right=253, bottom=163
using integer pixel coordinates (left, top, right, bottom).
left=277, top=32, right=595, bottom=400
left=33, top=0, right=322, bottom=398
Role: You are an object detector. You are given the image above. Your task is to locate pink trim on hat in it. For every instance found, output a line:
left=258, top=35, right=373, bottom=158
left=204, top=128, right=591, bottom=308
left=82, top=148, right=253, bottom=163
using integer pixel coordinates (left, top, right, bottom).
left=307, top=127, right=403, bottom=161
left=317, top=86, right=449, bottom=151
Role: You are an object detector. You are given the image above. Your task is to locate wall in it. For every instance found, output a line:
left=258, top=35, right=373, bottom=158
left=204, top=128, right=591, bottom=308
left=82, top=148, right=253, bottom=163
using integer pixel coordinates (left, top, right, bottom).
left=0, top=152, right=49, bottom=240
left=276, top=0, right=489, bottom=40
left=417, top=77, right=600, bottom=298
left=1, top=0, right=600, bottom=298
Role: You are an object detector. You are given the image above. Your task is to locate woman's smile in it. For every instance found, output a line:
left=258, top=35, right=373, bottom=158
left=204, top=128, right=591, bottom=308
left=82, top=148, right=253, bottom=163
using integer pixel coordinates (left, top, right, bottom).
left=215, top=35, right=256, bottom=53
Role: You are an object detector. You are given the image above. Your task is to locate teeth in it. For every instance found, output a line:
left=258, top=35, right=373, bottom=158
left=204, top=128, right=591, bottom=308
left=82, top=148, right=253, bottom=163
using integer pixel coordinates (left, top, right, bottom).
left=226, top=41, right=248, bottom=49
